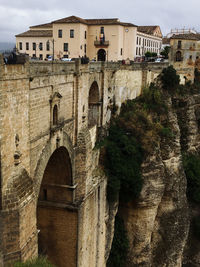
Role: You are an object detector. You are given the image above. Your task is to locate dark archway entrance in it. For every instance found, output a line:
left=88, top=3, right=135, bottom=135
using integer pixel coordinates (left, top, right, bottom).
left=37, top=147, right=77, bottom=267
left=97, top=49, right=106, bottom=61
left=88, top=81, right=100, bottom=128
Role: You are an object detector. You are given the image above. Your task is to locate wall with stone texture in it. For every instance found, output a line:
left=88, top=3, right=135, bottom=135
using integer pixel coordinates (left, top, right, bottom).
left=0, top=57, right=168, bottom=266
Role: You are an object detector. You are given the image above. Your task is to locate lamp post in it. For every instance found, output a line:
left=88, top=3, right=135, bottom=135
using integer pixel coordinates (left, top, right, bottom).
left=47, top=39, right=55, bottom=60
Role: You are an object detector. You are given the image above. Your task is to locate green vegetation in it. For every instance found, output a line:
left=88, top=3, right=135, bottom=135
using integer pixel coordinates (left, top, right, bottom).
left=105, top=122, right=143, bottom=202
left=103, top=83, right=174, bottom=203
left=107, top=215, right=129, bottom=267
left=14, top=257, right=54, bottom=267
left=183, top=153, right=200, bottom=203
left=145, top=51, right=158, bottom=58
left=160, top=46, right=170, bottom=59
left=161, top=65, right=180, bottom=92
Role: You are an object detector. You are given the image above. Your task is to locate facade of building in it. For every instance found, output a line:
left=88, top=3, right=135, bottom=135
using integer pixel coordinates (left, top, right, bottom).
left=136, top=26, right=162, bottom=57
left=16, top=16, right=137, bottom=61
left=169, top=33, right=200, bottom=82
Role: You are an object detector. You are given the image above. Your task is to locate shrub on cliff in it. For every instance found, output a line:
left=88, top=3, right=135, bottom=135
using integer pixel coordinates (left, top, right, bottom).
left=161, top=65, right=180, bottom=92
left=183, top=153, right=200, bottom=203
left=104, top=84, right=173, bottom=202
left=105, top=122, right=143, bottom=202
left=14, top=257, right=54, bottom=267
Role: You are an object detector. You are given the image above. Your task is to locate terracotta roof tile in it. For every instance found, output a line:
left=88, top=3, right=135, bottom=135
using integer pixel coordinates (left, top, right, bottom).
left=52, top=15, right=137, bottom=27
left=162, top=37, right=170, bottom=44
left=16, top=30, right=52, bottom=37
left=137, top=26, right=159, bottom=35
left=30, top=23, right=52, bottom=29
left=86, top=18, right=137, bottom=27
left=171, top=33, right=200, bottom=40
left=52, top=15, right=88, bottom=24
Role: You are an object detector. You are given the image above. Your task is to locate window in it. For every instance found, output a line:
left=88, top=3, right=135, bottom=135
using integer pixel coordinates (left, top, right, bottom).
left=32, top=54, right=36, bottom=58
left=53, top=105, right=58, bottom=125
left=189, top=55, right=192, bottom=60
left=19, top=42, right=22, bottom=50
left=33, top=42, right=36, bottom=50
left=100, top=27, right=104, bottom=34
left=70, top=29, right=74, bottom=38
left=39, top=42, right=43, bottom=51
left=58, top=29, right=62, bottom=38
left=85, top=31, right=87, bottom=39
left=121, top=48, right=123, bottom=55
left=46, top=41, right=50, bottom=51
left=178, top=40, right=181, bottom=49
left=39, top=54, right=43, bottom=60
left=26, top=42, right=29, bottom=50
left=63, top=43, right=68, bottom=52
left=136, top=47, right=138, bottom=55
left=175, top=51, right=182, bottom=62
left=137, top=37, right=138, bottom=45
left=84, top=44, right=87, bottom=54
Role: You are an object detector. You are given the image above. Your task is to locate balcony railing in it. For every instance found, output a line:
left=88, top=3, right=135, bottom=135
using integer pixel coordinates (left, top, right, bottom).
left=94, top=40, right=109, bottom=47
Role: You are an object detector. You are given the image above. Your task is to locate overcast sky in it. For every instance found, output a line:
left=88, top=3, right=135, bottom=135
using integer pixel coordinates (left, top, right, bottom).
left=0, top=0, right=199, bottom=42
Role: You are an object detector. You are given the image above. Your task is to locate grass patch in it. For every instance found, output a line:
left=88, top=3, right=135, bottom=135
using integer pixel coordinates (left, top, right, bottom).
left=14, top=257, right=54, bottom=267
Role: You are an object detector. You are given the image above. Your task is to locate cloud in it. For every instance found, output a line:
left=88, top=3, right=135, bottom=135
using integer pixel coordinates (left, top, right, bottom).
left=0, top=0, right=199, bottom=42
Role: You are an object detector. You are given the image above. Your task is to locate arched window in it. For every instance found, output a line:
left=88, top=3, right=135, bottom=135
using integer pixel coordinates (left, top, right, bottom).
left=88, top=81, right=100, bottom=128
left=53, top=104, right=58, bottom=125
left=176, top=51, right=182, bottom=62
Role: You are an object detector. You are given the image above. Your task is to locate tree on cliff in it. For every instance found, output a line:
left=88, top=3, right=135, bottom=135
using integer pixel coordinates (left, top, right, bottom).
left=161, top=65, right=180, bottom=91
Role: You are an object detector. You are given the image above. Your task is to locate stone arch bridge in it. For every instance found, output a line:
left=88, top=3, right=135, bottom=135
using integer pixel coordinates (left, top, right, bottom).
left=0, top=57, right=167, bottom=267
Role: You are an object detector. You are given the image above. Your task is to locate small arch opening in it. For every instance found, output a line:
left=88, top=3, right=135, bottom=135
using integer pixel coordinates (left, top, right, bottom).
left=53, top=104, right=58, bottom=125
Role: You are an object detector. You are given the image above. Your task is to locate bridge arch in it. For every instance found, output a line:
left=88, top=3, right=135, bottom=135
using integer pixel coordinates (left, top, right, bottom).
left=34, top=134, right=77, bottom=267
left=37, top=145, right=77, bottom=267
left=88, top=81, right=100, bottom=128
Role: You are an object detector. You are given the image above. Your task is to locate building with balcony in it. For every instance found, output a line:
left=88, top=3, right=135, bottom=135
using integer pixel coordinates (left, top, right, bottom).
left=169, top=33, right=200, bottom=82
left=16, top=16, right=137, bottom=61
left=136, top=26, right=163, bottom=57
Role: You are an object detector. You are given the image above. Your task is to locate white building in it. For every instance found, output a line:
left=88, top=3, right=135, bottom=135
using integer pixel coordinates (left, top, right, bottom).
left=136, top=26, right=162, bottom=57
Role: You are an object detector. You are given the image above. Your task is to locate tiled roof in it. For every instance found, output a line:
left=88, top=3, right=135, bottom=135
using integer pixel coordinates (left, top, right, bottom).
left=52, top=15, right=137, bottom=27
left=170, top=33, right=200, bottom=40
left=30, top=22, right=52, bottom=29
left=52, top=15, right=88, bottom=24
left=162, top=37, right=170, bottom=44
left=86, top=18, right=137, bottom=27
left=15, top=30, right=53, bottom=37
left=137, top=26, right=159, bottom=35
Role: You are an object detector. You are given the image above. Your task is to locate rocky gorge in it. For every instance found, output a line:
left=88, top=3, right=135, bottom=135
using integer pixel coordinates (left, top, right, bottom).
left=105, top=69, right=200, bottom=267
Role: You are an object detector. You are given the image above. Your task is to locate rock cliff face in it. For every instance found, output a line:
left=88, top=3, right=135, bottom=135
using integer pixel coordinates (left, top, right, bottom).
left=108, top=93, right=200, bottom=266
